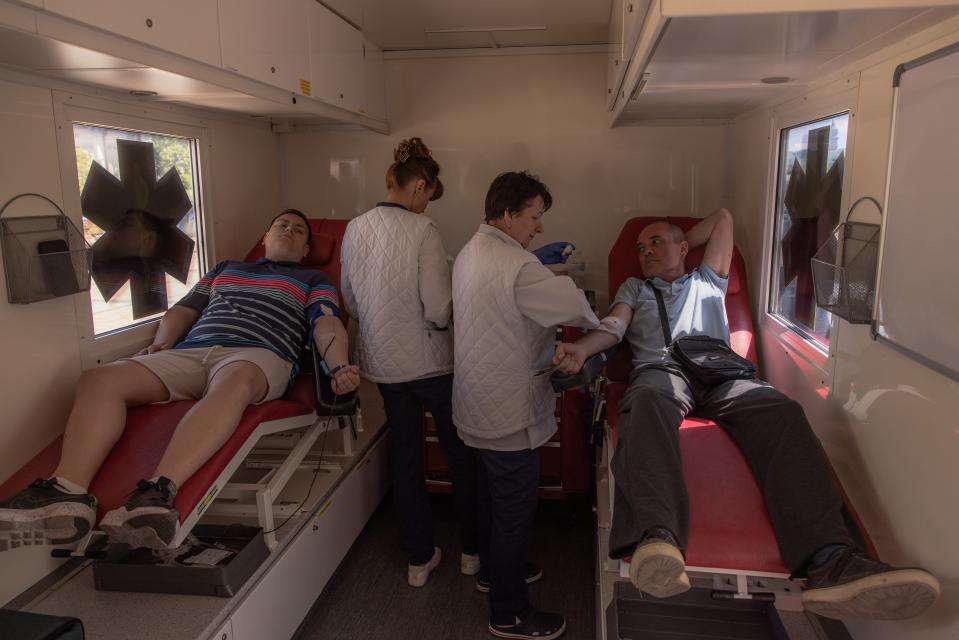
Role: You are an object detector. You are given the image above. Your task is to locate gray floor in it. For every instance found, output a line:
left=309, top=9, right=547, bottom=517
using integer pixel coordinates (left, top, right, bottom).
left=293, top=493, right=596, bottom=640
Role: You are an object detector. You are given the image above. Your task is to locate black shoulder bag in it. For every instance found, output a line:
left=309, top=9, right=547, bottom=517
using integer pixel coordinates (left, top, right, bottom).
left=651, top=283, right=756, bottom=386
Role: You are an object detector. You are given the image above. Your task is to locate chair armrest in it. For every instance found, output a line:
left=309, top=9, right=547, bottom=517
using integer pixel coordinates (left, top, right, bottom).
left=312, top=343, right=358, bottom=417
left=550, top=343, right=624, bottom=392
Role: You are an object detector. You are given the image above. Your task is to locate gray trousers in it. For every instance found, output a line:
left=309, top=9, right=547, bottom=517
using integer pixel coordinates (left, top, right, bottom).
left=608, top=366, right=858, bottom=574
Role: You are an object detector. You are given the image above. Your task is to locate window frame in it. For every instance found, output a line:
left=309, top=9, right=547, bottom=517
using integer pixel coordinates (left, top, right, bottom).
left=759, top=84, right=859, bottom=376
left=52, top=92, right=216, bottom=369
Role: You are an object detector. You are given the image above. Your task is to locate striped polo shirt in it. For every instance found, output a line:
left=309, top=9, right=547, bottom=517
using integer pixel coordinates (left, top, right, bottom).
left=174, top=259, right=340, bottom=375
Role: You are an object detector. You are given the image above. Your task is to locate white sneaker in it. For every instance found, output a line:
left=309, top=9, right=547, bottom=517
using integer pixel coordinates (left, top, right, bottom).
left=408, top=547, right=442, bottom=587
left=628, top=540, right=690, bottom=598
left=461, top=552, right=481, bottom=576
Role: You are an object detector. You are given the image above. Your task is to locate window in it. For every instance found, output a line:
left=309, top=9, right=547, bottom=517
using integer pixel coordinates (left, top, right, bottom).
left=73, top=123, right=205, bottom=336
left=769, top=113, right=848, bottom=348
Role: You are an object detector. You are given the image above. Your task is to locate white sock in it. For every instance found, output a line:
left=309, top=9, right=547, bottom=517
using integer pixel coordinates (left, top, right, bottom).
left=52, top=476, right=87, bottom=495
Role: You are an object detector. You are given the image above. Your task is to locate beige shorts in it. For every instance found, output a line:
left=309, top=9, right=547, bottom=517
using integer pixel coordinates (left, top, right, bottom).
left=126, top=346, right=293, bottom=404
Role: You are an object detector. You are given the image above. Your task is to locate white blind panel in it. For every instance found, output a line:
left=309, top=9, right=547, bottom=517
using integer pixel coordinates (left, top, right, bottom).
left=875, top=43, right=959, bottom=381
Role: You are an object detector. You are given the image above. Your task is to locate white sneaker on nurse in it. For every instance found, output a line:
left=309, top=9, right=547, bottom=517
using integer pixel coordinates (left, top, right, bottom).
left=408, top=547, right=442, bottom=587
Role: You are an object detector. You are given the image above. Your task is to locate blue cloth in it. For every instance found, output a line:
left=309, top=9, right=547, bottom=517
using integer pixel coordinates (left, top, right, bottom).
left=612, top=265, right=729, bottom=372
left=531, top=242, right=575, bottom=265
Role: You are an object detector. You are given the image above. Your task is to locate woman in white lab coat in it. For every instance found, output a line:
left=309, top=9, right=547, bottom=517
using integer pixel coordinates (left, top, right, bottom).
left=340, top=138, right=477, bottom=587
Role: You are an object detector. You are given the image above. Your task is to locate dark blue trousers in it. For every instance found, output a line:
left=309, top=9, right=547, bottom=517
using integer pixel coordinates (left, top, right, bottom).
left=378, top=374, right=478, bottom=565
left=475, top=446, right=540, bottom=624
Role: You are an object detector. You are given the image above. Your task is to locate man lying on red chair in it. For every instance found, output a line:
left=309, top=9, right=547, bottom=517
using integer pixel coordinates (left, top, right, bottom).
left=0, top=210, right=360, bottom=551
left=553, top=208, right=940, bottom=620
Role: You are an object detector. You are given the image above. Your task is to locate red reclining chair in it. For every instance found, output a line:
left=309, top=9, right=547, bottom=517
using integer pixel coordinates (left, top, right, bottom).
left=598, top=217, right=875, bottom=606
left=0, top=218, right=356, bottom=552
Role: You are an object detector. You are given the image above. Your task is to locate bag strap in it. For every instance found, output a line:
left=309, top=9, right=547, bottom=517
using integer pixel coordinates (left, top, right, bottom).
left=650, top=282, right=672, bottom=347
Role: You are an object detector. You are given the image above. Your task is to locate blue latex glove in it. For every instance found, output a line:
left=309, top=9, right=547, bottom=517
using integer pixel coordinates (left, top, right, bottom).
left=532, top=242, right=575, bottom=265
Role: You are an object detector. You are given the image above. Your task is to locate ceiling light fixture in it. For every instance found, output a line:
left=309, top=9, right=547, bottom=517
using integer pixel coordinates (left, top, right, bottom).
left=129, top=90, right=158, bottom=97
left=760, top=76, right=791, bottom=85
left=424, top=26, right=546, bottom=34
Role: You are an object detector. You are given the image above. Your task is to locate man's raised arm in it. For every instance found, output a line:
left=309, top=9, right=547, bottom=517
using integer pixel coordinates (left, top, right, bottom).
left=684, top=208, right=734, bottom=278
left=553, top=302, right=633, bottom=374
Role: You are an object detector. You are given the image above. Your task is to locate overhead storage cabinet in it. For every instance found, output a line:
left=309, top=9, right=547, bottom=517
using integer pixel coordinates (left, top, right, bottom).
left=43, top=0, right=222, bottom=67
left=362, top=39, right=386, bottom=120
left=9, top=0, right=388, bottom=127
left=622, top=1, right=650, bottom=67
left=606, top=0, right=625, bottom=109
left=309, top=1, right=364, bottom=111
left=219, top=0, right=311, bottom=96
left=607, top=0, right=653, bottom=109
left=321, top=0, right=365, bottom=30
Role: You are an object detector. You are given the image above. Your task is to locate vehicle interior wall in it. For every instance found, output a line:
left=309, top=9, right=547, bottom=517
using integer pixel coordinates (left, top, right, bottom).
left=729, top=18, right=959, bottom=640
left=0, top=76, right=84, bottom=503
left=1, top=11, right=956, bottom=635
left=279, top=52, right=730, bottom=309
left=0, top=71, right=283, bottom=495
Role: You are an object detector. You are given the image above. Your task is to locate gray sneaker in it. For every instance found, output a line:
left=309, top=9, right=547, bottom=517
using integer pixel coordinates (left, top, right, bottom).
left=803, top=548, right=940, bottom=620
left=99, top=478, right=179, bottom=550
left=0, top=478, right=96, bottom=551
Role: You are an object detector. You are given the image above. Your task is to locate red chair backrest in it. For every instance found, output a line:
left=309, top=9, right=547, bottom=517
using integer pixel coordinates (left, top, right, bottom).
left=607, top=216, right=757, bottom=367
left=244, top=218, right=350, bottom=326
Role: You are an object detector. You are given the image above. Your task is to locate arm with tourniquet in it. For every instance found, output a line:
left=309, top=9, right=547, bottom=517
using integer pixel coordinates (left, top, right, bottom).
left=552, top=303, right=632, bottom=375
left=306, top=276, right=359, bottom=395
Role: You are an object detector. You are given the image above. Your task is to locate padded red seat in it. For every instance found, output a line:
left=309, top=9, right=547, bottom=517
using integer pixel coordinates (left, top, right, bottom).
left=606, top=216, right=781, bottom=573
left=0, top=218, right=349, bottom=530
left=606, top=216, right=875, bottom=574
left=0, top=378, right=315, bottom=522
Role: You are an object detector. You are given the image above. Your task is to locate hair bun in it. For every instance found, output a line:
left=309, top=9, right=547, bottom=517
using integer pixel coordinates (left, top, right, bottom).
left=394, top=137, right=431, bottom=164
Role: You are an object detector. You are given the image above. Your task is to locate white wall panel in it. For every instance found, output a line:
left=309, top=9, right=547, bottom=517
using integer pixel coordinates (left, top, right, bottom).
left=0, top=79, right=79, bottom=605
left=731, top=23, right=959, bottom=640
left=0, top=79, right=82, bottom=486
left=834, top=31, right=959, bottom=640
left=208, top=119, right=282, bottom=262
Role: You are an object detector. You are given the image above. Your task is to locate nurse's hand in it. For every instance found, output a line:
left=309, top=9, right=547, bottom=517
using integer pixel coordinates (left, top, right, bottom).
left=553, top=342, right=586, bottom=374
left=331, top=365, right=361, bottom=395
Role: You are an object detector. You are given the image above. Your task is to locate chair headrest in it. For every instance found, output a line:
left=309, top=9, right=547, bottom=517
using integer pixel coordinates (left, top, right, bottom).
left=304, top=234, right=337, bottom=267
left=608, top=216, right=744, bottom=301
left=243, top=225, right=337, bottom=267
left=606, top=214, right=758, bottom=368
left=685, top=246, right=741, bottom=295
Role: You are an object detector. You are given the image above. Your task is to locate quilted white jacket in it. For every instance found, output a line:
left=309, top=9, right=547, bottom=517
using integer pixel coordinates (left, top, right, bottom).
left=341, top=204, right=453, bottom=383
left=452, top=225, right=558, bottom=443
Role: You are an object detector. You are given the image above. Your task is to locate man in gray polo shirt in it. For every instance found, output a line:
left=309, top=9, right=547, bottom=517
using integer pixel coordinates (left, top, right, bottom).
left=553, top=209, right=940, bottom=621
